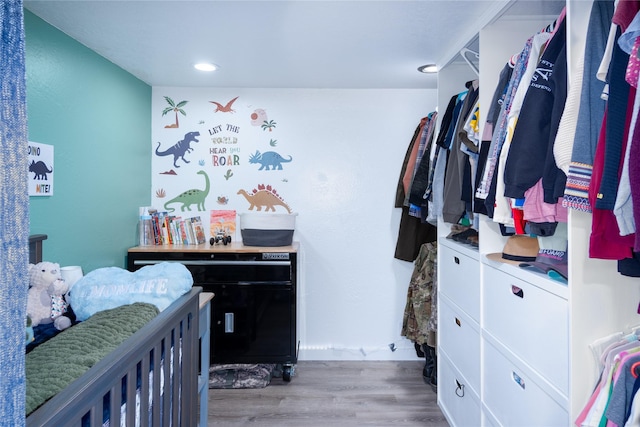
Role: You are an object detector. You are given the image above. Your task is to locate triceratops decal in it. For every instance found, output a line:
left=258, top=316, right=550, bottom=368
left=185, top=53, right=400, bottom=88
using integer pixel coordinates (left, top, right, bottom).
left=248, top=150, right=292, bottom=171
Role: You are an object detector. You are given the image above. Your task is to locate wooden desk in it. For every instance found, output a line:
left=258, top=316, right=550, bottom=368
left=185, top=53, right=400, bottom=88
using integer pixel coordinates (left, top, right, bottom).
left=128, top=241, right=299, bottom=254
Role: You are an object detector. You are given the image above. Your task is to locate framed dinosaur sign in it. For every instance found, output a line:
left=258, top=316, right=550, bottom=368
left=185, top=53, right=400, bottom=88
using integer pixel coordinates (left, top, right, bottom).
left=28, top=141, right=54, bottom=197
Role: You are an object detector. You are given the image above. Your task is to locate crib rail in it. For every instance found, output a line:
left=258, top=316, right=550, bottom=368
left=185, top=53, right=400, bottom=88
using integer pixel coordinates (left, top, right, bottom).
left=26, top=287, right=201, bottom=427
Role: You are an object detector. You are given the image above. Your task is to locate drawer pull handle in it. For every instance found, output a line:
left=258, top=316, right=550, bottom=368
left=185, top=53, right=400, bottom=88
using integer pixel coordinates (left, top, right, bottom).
left=455, top=379, right=465, bottom=397
left=224, top=312, right=234, bottom=333
left=512, top=371, right=525, bottom=389
left=455, top=317, right=461, bottom=327
left=511, top=285, right=524, bottom=298
left=454, top=256, right=460, bottom=265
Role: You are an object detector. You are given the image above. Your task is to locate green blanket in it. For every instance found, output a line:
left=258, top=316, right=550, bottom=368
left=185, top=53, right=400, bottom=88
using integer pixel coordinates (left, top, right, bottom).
left=26, top=302, right=159, bottom=415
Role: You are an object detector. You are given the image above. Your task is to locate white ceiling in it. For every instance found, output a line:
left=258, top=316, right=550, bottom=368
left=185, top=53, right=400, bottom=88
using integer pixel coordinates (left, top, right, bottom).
left=23, top=1, right=558, bottom=89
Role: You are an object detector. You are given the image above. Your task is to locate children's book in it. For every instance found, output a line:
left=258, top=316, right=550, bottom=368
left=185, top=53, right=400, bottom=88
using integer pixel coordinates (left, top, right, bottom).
left=191, top=216, right=207, bottom=244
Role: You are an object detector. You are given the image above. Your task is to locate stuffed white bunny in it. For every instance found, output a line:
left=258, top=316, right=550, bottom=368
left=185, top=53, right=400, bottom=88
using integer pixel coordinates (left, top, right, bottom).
left=27, top=261, right=71, bottom=331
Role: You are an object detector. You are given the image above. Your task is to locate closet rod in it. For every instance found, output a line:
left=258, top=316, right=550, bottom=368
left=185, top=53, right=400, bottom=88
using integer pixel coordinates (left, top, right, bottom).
left=460, top=47, right=479, bottom=76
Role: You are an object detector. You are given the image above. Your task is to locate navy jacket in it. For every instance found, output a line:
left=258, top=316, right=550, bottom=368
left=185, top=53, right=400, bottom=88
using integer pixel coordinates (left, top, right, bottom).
left=503, top=15, right=567, bottom=203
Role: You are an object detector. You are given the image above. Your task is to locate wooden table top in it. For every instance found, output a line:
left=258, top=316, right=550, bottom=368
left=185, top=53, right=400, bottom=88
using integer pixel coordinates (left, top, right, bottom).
left=128, top=241, right=299, bottom=254
left=199, top=292, right=214, bottom=309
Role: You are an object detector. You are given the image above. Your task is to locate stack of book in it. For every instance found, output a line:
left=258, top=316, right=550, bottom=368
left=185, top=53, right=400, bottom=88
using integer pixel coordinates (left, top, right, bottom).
left=140, top=209, right=206, bottom=245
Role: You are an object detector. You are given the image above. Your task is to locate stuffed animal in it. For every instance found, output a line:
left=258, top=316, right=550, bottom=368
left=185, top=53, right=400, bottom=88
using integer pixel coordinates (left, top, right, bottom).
left=27, top=261, right=72, bottom=331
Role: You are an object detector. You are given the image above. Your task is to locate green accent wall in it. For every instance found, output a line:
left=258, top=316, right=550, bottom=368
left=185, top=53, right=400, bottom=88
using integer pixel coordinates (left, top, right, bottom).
left=25, top=10, right=151, bottom=271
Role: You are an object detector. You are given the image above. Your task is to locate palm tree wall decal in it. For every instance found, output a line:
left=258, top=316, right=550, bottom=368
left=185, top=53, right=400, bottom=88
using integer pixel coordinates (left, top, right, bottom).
left=162, top=96, right=188, bottom=128
left=261, top=119, right=277, bottom=132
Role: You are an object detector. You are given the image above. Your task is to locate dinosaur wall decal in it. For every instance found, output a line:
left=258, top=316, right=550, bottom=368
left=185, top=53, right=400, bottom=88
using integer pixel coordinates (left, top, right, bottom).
left=237, top=184, right=292, bottom=213
left=249, top=150, right=293, bottom=170
left=156, top=131, right=200, bottom=168
left=155, top=131, right=200, bottom=168
left=209, top=96, right=239, bottom=113
left=164, top=170, right=210, bottom=213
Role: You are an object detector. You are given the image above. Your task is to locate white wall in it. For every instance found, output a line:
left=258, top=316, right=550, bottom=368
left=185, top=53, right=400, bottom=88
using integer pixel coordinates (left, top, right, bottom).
left=152, top=87, right=437, bottom=360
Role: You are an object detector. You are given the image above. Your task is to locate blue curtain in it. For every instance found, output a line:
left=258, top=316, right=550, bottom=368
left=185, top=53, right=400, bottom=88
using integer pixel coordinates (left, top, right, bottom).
left=0, top=0, right=28, bottom=424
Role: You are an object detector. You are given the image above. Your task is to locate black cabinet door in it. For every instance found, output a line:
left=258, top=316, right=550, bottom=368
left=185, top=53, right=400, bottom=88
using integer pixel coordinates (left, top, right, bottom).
left=207, top=282, right=295, bottom=364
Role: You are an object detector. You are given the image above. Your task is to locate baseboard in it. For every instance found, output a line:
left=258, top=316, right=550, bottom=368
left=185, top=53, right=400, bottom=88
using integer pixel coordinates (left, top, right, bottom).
left=297, top=346, right=423, bottom=361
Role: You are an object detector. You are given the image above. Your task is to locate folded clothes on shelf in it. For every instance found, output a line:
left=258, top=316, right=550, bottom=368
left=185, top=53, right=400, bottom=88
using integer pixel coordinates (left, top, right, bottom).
left=446, top=225, right=479, bottom=247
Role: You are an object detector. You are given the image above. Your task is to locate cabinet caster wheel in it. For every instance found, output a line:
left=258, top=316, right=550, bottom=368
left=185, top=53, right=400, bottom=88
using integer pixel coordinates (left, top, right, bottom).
left=283, top=365, right=293, bottom=382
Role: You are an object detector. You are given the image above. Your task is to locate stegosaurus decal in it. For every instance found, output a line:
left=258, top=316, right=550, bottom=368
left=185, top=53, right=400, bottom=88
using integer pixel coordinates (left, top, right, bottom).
left=237, top=184, right=292, bottom=213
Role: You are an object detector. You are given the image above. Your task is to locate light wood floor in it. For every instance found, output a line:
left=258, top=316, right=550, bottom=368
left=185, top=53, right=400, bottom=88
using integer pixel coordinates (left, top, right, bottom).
left=207, top=360, right=448, bottom=426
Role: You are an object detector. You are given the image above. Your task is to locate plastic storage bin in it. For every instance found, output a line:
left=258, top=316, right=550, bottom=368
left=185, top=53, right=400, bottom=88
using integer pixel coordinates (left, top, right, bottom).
left=239, top=213, right=297, bottom=246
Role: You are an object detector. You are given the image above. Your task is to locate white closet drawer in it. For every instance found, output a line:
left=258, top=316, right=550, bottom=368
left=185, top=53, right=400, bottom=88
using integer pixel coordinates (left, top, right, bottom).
left=439, top=351, right=481, bottom=427
left=439, top=294, right=480, bottom=392
left=482, top=265, right=568, bottom=394
left=439, top=243, right=480, bottom=321
left=482, top=407, right=500, bottom=427
left=482, top=339, right=569, bottom=427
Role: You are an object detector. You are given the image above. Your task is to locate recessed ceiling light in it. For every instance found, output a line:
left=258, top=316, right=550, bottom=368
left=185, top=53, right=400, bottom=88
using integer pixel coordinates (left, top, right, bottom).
left=417, top=64, right=438, bottom=74
left=194, top=63, right=219, bottom=72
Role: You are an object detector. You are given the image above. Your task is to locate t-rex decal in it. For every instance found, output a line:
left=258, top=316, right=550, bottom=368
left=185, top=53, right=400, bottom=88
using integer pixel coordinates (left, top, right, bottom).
left=248, top=150, right=293, bottom=170
left=29, top=160, right=52, bottom=180
left=237, top=184, right=292, bottom=213
left=164, top=170, right=210, bottom=213
left=155, top=131, right=200, bottom=168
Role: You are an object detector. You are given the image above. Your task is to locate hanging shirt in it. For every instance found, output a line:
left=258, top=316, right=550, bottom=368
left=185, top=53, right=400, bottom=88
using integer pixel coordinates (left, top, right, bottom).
left=589, top=110, right=635, bottom=260
left=476, top=36, right=533, bottom=201
left=474, top=61, right=514, bottom=216
left=503, top=10, right=568, bottom=205
left=613, top=13, right=640, bottom=236
left=564, top=0, right=614, bottom=212
left=443, top=83, right=478, bottom=223
left=596, top=27, right=633, bottom=211
left=492, top=29, right=553, bottom=225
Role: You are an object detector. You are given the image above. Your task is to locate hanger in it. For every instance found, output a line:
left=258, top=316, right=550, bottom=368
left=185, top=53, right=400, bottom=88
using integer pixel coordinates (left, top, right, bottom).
left=542, top=18, right=557, bottom=34
left=593, top=324, right=640, bottom=377
left=629, top=324, right=640, bottom=336
left=459, top=47, right=479, bottom=76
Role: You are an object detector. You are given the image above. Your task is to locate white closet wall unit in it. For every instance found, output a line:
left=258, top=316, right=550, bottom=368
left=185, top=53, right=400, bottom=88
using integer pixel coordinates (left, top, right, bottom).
left=436, top=59, right=482, bottom=426
left=436, top=1, right=640, bottom=426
